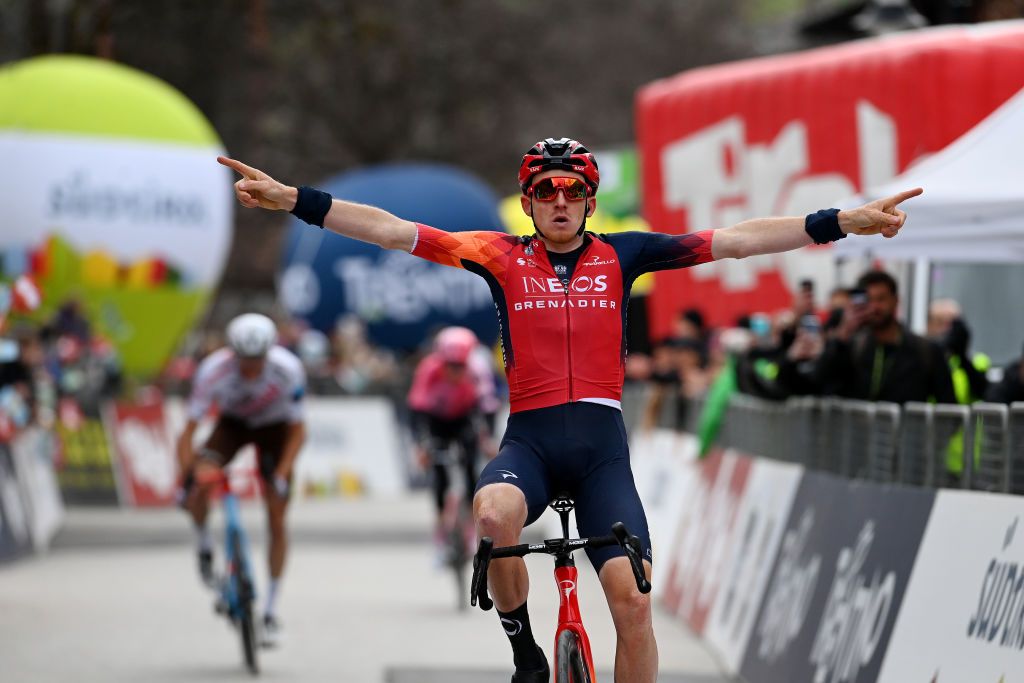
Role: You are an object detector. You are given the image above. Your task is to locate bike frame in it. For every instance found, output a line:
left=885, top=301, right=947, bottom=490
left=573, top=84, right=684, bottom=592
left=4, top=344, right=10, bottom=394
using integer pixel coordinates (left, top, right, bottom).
left=200, top=470, right=256, bottom=621
left=220, top=478, right=256, bottom=619
left=554, top=556, right=597, bottom=679
left=470, top=495, right=651, bottom=683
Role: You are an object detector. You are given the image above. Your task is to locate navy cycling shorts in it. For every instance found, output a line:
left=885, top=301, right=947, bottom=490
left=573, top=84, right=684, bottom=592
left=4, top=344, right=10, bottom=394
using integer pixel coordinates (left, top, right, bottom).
left=475, top=401, right=652, bottom=573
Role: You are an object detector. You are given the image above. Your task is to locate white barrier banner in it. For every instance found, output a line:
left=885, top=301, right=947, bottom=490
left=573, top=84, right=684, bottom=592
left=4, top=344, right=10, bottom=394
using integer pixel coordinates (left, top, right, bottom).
left=294, top=397, right=405, bottom=497
left=661, top=448, right=754, bottom=635
left=11, top=428, right=64, bottom=551
left=877, top=490, right=1024, bottom=683
left=631, top=428, right=700, bottom=600
left=702, top=455, right=802, bottom=674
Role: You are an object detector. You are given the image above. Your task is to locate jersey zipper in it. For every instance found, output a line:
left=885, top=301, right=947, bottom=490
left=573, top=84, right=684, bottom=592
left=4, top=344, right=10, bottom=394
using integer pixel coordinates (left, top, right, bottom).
left=536, top=237, right=594, bottom=405
left=563, top=280, right=574, bottom=403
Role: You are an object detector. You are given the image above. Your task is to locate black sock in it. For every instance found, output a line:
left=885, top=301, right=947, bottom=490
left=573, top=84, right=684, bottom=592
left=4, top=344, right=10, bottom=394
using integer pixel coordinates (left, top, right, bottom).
left=497, top=601, right=544, bottom=670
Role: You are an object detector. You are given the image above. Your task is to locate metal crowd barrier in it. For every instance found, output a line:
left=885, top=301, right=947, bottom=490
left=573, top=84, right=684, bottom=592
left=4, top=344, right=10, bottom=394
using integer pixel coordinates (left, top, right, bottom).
left=620, top=383, right=1022, bottom=496
left=709, top=395, right=1021, bottom=495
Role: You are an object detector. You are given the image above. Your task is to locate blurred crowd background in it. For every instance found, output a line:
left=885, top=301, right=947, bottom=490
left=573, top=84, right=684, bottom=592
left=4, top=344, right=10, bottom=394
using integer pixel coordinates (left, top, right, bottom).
left=2, top=0, right=1024, bottom=483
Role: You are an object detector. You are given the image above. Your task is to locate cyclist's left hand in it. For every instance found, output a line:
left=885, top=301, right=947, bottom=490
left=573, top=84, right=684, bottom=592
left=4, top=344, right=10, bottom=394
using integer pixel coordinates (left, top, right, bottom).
left=840, top=187, right=922, bottom=238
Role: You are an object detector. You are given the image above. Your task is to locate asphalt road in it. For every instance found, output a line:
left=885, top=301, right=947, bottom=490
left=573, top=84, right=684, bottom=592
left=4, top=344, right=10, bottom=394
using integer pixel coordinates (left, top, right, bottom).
left=0, top=495, right=732, bottom=682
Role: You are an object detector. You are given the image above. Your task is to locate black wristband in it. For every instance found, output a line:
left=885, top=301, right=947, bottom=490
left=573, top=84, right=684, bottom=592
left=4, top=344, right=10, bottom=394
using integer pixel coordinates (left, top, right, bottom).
left=290, top=185, right=333, bottom=228
left=805, top=208, right=845, bottom=244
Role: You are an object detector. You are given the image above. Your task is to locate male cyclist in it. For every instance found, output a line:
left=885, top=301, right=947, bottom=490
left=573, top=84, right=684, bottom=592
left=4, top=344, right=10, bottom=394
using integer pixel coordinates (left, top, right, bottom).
left=177, top=312, right=307, bottom=647
left=218, top=140, right=919, bottom=681
left=408, top=326, right=496, bottom=562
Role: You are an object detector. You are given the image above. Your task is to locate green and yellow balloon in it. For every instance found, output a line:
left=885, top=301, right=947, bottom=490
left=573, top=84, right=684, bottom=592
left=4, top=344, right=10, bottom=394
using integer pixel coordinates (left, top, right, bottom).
left=0, top=55, right=233, bottom=376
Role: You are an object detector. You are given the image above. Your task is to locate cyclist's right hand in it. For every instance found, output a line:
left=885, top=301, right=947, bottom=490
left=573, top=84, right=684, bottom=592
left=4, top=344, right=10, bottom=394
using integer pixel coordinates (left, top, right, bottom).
left=415, top=445, right=431, bottom=471
left=217, top=156, right=298, bottom=212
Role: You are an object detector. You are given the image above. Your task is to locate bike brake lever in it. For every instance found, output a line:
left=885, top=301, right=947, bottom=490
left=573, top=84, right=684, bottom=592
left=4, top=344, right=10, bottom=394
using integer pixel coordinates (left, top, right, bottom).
left=471, top=537, right=494, bottom=611
left=611, top=522, right=652, bottom=595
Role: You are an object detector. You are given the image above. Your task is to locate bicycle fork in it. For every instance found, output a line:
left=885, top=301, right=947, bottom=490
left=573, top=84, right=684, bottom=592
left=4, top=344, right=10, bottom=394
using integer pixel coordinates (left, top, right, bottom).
left=554, top=559, right=597, bottom=680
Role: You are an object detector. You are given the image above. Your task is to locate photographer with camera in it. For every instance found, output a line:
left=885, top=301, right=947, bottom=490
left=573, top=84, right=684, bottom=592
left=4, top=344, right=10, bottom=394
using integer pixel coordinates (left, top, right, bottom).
left=812, top=270, right=956, bottom=404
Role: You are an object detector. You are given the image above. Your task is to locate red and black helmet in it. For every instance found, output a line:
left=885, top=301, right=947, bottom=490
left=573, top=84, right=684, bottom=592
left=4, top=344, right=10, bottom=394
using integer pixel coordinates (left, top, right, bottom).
left=518, top=138, right=600, bottom=195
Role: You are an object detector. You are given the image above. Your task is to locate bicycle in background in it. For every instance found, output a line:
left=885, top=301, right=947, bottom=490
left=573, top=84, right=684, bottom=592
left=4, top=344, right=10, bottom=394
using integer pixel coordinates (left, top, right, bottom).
left=428, top=436, right=477, bottom=611
left=197, top=468, right=260, bottom=675
left=471, top=494, right=651, bottom=682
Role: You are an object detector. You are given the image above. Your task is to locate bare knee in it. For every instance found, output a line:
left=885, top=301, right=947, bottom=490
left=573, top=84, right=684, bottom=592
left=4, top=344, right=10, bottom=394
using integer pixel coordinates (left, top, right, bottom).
left=473, top=484, right=527, bottom=543
left=602, top=559, right=654, bottom=639
left=610, top=590, right=652, bottom=634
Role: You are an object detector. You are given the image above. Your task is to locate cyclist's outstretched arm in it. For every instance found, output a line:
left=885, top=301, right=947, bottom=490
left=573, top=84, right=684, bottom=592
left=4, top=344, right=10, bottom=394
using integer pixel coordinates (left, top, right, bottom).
left=711, top=187, right=923, bottom=260
left=218, top=156, right=417, bottom=251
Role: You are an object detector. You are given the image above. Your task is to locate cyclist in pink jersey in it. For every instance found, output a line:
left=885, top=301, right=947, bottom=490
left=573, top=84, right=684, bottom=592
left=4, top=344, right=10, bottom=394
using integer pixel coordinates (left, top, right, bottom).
left=408, top=326, right=495, bottom=559
left=218, top=142, right=920, bottom=682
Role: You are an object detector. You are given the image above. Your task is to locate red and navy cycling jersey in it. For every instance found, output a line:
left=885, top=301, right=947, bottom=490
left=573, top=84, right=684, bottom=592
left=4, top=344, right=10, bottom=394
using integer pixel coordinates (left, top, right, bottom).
left=411, top=224, right=715, bottom=413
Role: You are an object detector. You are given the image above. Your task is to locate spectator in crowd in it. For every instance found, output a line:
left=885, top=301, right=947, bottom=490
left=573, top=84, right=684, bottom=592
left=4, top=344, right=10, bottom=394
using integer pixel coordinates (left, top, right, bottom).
left=640, top=336, right=707, bottom=430
left=49, top=299, right=91, bottom=343
left=925, top=298, right=989, bottom=481
left=986, top=342, right=1024, bottom=404
left=927, top=298, right=990, bottom=403
left=332, top=315, right=399, bottom=394
left=671, top=307, right=710, bottom=367
left=781, top=269, right=956, bottom=404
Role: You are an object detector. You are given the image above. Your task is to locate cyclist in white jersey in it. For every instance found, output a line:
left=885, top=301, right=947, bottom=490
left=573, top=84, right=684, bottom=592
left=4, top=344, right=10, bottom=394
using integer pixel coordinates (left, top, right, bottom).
left=177, top=313, right=306, bottom=647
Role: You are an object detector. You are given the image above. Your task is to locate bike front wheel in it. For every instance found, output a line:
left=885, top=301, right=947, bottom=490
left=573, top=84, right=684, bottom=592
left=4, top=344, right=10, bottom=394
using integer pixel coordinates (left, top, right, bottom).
left=556, top=630, right=592, bottom=683
left=231, top=534, right=259, bottom=675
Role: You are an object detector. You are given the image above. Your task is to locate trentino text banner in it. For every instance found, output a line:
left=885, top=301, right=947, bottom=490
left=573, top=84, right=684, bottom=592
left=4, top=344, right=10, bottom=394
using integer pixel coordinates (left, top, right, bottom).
left=876, top=490, right=1024, bottom=683
left=636, top=22, right=1024, bottom=338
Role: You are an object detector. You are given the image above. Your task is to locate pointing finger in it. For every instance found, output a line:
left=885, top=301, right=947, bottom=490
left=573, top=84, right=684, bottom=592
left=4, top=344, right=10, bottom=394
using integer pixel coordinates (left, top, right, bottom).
left=218, top=155, right=262, bottom=180
left=887, top=187, right=923, bottom=207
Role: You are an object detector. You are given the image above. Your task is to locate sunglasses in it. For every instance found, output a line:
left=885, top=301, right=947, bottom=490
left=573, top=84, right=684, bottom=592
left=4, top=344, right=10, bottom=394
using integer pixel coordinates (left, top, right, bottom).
left=528, top=176, right=589, bottom=202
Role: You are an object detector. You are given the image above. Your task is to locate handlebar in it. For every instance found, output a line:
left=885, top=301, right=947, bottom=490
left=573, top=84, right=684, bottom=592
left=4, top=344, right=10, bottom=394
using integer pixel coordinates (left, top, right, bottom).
left=470, top=522, right=651, bottom=611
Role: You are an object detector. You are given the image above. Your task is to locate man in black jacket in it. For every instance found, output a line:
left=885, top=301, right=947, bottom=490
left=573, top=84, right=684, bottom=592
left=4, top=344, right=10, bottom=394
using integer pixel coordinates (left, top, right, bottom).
left=986, top=343, right=1024, bottom=404
left=791, top=270, right=956, bottom=404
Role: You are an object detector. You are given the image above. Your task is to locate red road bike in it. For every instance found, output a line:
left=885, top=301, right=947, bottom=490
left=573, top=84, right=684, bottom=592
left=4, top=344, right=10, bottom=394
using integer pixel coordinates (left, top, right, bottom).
left=470, top=494, right=651, bottom=682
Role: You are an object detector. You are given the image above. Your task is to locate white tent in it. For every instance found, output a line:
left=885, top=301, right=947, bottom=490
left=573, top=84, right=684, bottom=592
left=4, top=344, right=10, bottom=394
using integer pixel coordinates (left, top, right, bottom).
left=835, top=85, right=1024, bottom=263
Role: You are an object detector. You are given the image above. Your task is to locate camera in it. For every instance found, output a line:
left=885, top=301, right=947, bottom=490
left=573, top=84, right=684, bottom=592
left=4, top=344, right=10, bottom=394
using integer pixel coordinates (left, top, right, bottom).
left=800, top=314, right=822, bottom=335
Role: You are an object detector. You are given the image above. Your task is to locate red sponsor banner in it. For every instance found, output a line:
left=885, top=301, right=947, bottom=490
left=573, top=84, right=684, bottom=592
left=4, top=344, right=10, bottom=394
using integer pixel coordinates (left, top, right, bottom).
left=636, top=23, right=1024, bottom=337
left=108, top=399, right=263, bottom=506
left=107, top=400, right=178, bottom=506
left=661, top=448, right=753, bottom=635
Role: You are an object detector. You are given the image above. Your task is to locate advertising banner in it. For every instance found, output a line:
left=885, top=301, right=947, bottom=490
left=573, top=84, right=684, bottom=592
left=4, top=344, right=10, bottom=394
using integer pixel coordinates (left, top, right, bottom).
left=661, top=448, right=753, bottom=635
left=10, top=427, right=64, bottom=551
left=105, top=399, right=178, bottom=507
left=55, top=400, right=121, bottom=505
left=0, top=55, right=232, bottom=376
left=630, top=428, right=700, bottom=597
left=703, top=455, right=803, bottom=674
left=636, top=23, right=1024, bottom=337
left=279, top=163, right=503, bottom=350
left=0, top=444, right=31, bottom=561
left=294, top=397, right=405, bottom=497
left=877, top=490, right=1024, bottom=683
left=740, top=472, right=935, bottom=683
